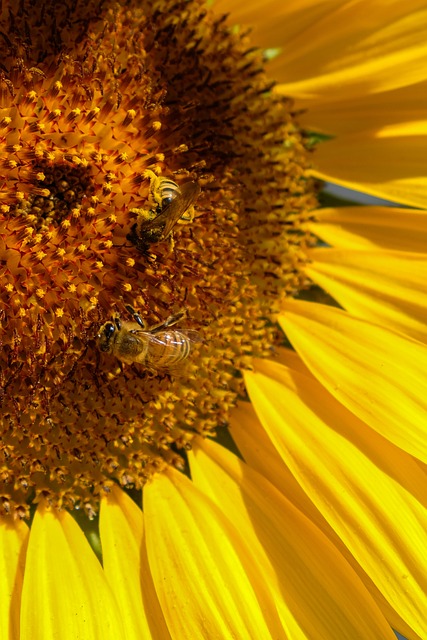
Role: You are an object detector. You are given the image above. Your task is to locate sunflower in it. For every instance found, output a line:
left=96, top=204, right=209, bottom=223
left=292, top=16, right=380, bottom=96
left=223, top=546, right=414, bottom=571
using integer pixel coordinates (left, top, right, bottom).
left=0, top=0, right=426, bottom=638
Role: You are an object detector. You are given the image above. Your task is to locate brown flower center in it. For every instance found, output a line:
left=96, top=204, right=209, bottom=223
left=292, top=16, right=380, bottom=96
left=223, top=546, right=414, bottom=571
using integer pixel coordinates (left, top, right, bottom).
left=0, top=0, right=318, bottom=518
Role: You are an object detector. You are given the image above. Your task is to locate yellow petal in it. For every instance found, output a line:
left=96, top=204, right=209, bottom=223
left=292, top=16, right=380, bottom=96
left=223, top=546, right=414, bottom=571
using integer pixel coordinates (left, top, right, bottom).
left=305, top=248, right=427, bottom=342
left=21, top=504, right=125, bottom=640
left=280, top=299, right=427, bottom=463
left=0, top=518, right=28, bottom=639
left=229, top=401, right=328, bottom=531
left=273, top=345, right=313, bottom=375
left=100, top=486, right=170, bottom=640
left=140, top=517, right=172, bottom=640
left=144, top=468, right=277, bottom=640
left=311, top=206, right=427, bottom=252
left=274, top=3, right=427, bottom=101
left=229, top=394, right=362, bottom=556
left=189, top=439, right=396, bottom=640
left=230, top=392, right=421, bottom=640
left=217, top=0, right=427, bottom=103
left=297, top=81, right=427, bottom=135
left=245, top=358, right=427, bottom=638
left=311, top=128, right=427, bottom=208
left=215, top=0, right=344, bottom=57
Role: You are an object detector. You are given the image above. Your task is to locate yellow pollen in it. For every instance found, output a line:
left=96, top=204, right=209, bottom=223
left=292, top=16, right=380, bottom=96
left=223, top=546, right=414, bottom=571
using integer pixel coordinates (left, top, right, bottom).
left=115, top=152, right=129, bottom=164
left=84, top=108, right=100, bottom=124
left=47, top=109, right=62, bottom=121
left=33, top=188, right=50, bottom=197
left=52, top=80, right=63, bottom=93
left=67, top=108, right=82, bottom=122
left=122, top=110, right=136, bottom=127
left=174, top=144, right=188, bottom=153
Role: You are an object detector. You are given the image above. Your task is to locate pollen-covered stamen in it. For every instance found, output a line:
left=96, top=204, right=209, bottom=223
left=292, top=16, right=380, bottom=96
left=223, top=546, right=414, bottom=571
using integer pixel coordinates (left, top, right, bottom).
left=0, top=0, right=318, bottom=518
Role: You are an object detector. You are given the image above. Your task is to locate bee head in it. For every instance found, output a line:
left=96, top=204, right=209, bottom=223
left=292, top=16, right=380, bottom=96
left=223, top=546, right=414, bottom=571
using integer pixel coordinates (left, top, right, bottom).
left=97, top=321, right=116, bottom=352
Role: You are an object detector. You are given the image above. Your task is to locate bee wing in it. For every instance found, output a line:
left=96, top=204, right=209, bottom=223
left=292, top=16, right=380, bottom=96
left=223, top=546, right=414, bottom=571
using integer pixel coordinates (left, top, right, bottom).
left=139, top=182, right=201, bottom=239
left=146, top=329, right=203, bottom=354
left=147, top=329, right=202, bottom=345
left=181, top=329, right=203, bottom=344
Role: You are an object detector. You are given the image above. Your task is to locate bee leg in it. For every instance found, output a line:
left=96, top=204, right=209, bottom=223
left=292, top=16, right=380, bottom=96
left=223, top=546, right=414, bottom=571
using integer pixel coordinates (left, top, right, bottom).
left=142, top=169, right=158, bottom=183
left=125, top=305, right=147, bottom=329
left=131, top=363, right=149, bottom=380
left=113, top=314, right=122, bottom=330
left=143, top=169, right=162, bottom=208
left=150, top=310, right=186, bottom=334
left=164, top=310, right=187, bottom=327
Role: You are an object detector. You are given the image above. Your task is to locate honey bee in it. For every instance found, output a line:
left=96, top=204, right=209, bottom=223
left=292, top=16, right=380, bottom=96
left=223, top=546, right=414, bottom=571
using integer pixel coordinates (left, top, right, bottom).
left=97, top=306, right=198, bottom=372
left=127, top=171, right=201, bottom=253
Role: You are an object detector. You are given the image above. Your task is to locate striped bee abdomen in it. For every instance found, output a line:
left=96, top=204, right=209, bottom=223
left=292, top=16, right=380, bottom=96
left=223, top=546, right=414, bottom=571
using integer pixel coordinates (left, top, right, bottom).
left=145, top=330, right=192, bottom=370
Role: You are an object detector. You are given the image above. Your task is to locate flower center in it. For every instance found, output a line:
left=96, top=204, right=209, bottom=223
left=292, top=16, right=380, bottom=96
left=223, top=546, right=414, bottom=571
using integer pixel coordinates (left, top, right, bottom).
left=12, top=161, right=95, bottom=230
left=0, top=0, right=318, bottom=518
